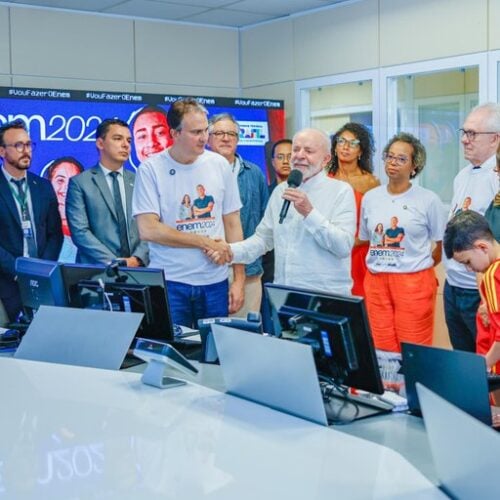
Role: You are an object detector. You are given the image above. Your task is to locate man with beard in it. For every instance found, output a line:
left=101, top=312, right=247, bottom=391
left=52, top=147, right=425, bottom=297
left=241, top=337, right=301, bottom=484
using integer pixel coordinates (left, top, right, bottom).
left=208, top=128, right=356, bottom=296
left=0, top=119, right=63, bottom=321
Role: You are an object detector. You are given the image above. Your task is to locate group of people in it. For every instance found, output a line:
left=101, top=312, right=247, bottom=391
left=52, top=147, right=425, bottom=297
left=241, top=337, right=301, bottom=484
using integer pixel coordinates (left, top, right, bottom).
left=1, top=97, right=500, bottom=371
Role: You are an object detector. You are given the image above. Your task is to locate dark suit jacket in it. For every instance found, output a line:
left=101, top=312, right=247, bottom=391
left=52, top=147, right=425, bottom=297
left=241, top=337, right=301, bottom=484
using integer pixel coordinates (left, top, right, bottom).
left=0, top=170, right=63, bottom=301
left=65, top=165, right=149, bottom=265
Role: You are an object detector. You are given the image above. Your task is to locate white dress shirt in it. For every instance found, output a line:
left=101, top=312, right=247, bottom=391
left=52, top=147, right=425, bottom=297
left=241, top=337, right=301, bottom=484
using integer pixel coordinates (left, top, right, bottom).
left=99, top=164, right=128, bottom=221
left=2, top=167, right=36, bottom=257
left=231, top=170, right=356, bottom=295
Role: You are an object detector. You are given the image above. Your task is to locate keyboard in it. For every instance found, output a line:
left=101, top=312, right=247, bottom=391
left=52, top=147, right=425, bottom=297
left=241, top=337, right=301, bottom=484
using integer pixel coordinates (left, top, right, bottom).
left=488, top=373, right=500, bottom=390
left=174, top=325, right=199, bottom=339
left=346, top=391, right=395, bottom=411
left=326, top=385, right=395, bottom=411
left=378, top=391, right=408, bottom=411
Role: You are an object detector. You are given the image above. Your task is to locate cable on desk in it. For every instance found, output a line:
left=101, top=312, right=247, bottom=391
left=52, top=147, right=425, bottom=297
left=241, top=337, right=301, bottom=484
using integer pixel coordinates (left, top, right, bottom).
left=319, top=375, right=360, bottom=425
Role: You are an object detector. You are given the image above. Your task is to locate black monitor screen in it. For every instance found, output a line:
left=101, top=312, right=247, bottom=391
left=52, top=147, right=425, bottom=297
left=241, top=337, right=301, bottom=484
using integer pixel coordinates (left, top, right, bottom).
left=61, top=263, right=174, bottom=343
left=16, top=257, right=67, bottom=316
left=265, top=283, right=383, bottom=395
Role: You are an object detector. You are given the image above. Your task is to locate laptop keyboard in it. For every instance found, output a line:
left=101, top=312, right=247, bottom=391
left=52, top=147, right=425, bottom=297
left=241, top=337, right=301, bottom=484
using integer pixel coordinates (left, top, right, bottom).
left=488, top=373, right=500, bottom=390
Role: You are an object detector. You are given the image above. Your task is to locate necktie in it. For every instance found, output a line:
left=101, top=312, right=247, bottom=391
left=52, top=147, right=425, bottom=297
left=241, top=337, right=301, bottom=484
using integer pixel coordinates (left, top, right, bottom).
left=109, top=172, right=131, bottom=257
left=11, top=178, right=37, bottom=257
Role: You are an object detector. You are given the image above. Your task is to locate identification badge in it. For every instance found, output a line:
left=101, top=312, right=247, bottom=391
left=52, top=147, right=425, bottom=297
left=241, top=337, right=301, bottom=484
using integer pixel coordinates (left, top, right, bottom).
left=22, top=220, right=33, bottom=237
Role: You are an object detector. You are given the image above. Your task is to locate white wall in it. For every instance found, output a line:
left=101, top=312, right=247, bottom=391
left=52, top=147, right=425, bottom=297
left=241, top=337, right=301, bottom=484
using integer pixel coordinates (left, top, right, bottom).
left=2, top=1, right=500, bottom=133
left=241, top=0, right=500, bottom=135
left=0, top=5, right=240, bottom=97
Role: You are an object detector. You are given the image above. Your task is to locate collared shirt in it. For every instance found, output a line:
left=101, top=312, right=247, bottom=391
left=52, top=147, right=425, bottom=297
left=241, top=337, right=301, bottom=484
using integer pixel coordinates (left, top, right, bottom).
left=231, top=156, right=240, bottom=178
left=235, top=154, right=269, bottom=277
left=2, top=167, right=36, bottom=257
left=231, top=170, right=356, bottom=295
left=444, top=154, right=498, bottom=288
left=99, top=163, right=128, bottom=222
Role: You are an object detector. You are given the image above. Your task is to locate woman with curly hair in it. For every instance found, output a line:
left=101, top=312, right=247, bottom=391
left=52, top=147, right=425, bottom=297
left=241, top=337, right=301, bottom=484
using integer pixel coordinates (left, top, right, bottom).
left=359, top=132, right=446, bottom=352
left=328, top=122, right=379, bottom=296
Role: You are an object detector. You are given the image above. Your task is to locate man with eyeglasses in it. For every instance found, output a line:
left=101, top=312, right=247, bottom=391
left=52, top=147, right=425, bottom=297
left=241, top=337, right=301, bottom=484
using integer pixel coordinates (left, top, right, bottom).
left=207, top=113, right=268, bottom=317
left=133, top=98, right=244, bottom=329
left=0, top=119, right=63, bottom=322
left=444, top=103, right=500, bottom=353
left=269, top=139, right=293, bottom=192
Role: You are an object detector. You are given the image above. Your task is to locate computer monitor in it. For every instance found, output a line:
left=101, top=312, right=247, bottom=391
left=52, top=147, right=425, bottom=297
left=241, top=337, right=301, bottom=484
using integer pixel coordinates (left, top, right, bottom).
left=60, top=263, right=175, bottom=343
left=265, top=283, right=383, bottom=395
left=16, top=257, right=68, bottom=318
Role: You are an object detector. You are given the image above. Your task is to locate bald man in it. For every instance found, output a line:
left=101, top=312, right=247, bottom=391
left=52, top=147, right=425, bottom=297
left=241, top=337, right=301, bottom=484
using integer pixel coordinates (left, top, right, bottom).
left=209, top=128, right=356, bottom=296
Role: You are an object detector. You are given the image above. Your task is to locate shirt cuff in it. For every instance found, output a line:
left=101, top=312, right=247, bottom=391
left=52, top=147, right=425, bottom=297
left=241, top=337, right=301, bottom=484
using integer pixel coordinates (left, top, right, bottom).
left=303, top=207, right=324, bottom=233
left=230, top=242, right=243, bottom=263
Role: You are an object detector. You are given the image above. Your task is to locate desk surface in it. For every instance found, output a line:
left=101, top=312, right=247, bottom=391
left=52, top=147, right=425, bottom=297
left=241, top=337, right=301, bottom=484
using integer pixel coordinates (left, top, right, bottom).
left=129, top=358, right=439, bottom=485
left=0, top=357, right=445, bottom=499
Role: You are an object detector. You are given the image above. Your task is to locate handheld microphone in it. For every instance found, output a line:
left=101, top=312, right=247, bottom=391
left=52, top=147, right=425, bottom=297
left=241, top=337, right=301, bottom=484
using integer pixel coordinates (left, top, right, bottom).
left=279, top=169, right=303, bottom=224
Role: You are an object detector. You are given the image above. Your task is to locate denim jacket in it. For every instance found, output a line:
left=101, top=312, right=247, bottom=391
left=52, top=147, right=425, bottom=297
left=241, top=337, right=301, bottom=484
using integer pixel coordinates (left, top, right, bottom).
left=236, top=154, right=269, bottom=277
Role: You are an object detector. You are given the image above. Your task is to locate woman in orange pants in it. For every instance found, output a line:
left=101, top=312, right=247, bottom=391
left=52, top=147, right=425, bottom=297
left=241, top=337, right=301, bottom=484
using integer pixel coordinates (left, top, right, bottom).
left=359, top=132, right=446, bottom=352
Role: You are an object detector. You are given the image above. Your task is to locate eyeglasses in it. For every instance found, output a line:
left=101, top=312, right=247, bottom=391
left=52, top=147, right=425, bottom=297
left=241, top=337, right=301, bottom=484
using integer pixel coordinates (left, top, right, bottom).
left=1, top=141, right=36, bottom=152
left=458, top=128, right=499, bottom=141
left=210, top=131, right=239, bottom=139
left=337, top=137, right=360, bottom=148
left=275, top=153, right=291, bottom=161
left=383, top=152, right=410, bottom=166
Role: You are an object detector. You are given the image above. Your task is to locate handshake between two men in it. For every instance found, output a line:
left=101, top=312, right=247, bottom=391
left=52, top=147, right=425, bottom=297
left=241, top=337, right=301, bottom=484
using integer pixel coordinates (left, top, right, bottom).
left=204, top=238, right=233, bottom=265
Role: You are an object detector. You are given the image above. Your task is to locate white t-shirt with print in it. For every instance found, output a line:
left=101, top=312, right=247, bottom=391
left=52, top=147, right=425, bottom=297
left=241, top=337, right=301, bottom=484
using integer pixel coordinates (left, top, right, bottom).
left=444, top=155, right=498, bottom=288
left=360, top=184, right=446, bottom=273
left=132, top=149, right=242, bottom=285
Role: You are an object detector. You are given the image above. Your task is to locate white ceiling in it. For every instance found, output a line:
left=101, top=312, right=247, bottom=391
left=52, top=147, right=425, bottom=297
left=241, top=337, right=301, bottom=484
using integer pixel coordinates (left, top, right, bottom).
left=3, top=0, right=352, bottom=28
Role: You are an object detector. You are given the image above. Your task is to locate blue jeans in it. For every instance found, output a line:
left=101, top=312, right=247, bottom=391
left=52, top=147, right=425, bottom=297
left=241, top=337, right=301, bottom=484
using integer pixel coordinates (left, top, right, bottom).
left=166, top=279, right=229, bottom=329
left=443, top=280, right=480, bottom=352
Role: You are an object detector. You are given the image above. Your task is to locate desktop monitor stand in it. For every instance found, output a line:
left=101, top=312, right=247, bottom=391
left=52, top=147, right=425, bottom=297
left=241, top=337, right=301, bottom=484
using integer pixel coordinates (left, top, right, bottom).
left=134, top=339, right=198, bottom=389
left=141, top=359, right=187, bottom=389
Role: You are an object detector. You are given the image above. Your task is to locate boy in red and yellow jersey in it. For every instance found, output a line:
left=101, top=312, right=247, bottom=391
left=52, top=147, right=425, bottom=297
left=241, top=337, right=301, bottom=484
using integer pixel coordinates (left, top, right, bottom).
left=444, top=210, right=500, bottom=372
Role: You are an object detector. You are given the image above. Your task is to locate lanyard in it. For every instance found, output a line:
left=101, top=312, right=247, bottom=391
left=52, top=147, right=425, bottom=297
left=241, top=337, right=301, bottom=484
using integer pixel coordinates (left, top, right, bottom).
left=9, top=179, right=29, bottom=211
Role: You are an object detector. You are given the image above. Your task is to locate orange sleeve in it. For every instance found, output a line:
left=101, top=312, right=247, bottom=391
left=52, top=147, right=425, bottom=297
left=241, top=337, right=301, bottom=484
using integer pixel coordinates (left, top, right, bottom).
left=483, top=261, right=500, bottom=341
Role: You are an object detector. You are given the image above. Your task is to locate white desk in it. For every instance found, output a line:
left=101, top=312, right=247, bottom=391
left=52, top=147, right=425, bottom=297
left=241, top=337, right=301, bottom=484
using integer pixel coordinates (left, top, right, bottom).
left=0, top=357, right=444, bottom=499
left=129, top=357, right=440, bottom=485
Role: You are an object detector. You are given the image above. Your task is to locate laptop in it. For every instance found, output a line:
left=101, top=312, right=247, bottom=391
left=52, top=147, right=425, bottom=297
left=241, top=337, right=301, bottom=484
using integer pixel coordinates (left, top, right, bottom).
left=211, top=324, right=391, bottom=426
left=15, top=305, right=143, bottom=370
left=417, top=383, right=499, bottom=500
left=401, top=342, right=493, bottom=425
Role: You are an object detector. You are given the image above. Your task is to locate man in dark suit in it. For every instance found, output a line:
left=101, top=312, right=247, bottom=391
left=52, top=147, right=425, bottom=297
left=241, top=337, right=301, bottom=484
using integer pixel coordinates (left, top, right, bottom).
left=66, top=118, right=148, bottom=267
left=0, top=119, right=63, bottom=321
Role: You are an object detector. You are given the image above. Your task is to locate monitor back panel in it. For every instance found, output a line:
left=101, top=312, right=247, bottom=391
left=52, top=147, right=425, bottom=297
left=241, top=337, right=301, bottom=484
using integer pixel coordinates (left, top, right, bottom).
left=417, top=383, right=499, bottom=500
left=15, top=305, right=143, bottom=370
left=402, top=342, right=492, bottom=425
left=212, top=325, right=328, bottom=426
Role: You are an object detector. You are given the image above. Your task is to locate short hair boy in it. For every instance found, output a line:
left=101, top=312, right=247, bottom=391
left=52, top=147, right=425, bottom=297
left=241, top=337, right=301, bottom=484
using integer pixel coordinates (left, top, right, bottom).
left=444, top=210, right=500, bottom=370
